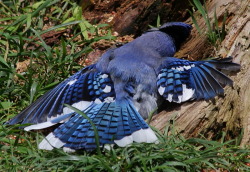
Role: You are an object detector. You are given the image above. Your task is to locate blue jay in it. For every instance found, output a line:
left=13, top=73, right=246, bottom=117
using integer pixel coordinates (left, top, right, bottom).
left=7, top=22, right=240, bottom=151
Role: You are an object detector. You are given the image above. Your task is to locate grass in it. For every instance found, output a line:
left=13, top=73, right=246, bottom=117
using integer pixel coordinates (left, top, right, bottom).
left=0, top=0, right=250, bottom=171
left=189, top=0, right=227, bottom=47
left=1, top=123, right=250, bottom=171
left=149, top=14, right=161, bottom=28
left=0, top=0, right=115, bottom=119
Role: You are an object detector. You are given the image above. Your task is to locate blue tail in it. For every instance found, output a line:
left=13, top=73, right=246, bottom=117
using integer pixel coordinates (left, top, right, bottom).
left=36, top=101, right=157, bottom=151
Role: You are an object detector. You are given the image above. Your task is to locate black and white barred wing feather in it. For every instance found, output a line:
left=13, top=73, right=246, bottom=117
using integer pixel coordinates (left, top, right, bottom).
left=7, top=64, right=115, bottom=125
left=157, top=57, right=240, bottom=103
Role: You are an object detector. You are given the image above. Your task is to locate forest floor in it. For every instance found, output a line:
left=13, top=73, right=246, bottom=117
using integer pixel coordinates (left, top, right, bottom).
left=0, top=0, right=250, bottom=171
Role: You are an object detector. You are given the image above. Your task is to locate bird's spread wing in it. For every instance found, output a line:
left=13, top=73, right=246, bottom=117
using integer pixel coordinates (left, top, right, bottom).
left=7, top=64, right=115, bottom=124
left=157, top=57, right=240, bottom=103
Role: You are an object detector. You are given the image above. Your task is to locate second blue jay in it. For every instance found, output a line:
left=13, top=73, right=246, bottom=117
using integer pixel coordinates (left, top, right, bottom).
left=7, top=22, right=240, bottom=151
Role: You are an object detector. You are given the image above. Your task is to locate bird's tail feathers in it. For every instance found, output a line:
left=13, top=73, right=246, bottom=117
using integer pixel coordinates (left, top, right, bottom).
left=29, top=101, right=157, bottom=151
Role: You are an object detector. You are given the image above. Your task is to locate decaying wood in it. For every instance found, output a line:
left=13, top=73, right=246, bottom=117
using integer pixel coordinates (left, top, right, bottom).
left=151, top=0, right=250, bottom=145
left=82, top=0, right=192, bottom=36
left=112, top=0, right=191, bottom=36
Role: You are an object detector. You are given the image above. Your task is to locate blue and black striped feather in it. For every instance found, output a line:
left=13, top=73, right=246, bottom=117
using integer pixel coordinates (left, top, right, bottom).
left=7, top=64, right=115, bottom=125
left=157, top=57, right=240, bottom=102
left=53, top=102, right=148, bottom=150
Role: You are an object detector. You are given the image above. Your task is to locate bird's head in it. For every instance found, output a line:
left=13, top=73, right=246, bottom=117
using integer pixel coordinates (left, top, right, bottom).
left=147, top=22, right=192, bottom=50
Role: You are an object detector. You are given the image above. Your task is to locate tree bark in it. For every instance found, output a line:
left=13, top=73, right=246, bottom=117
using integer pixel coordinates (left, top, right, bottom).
left=151, top=0, right=250, bottom=145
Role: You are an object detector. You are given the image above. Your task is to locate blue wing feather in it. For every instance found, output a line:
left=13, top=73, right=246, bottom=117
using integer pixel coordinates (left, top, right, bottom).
left=199, top=65, right=224, bottom=95
left=157, top=57, right=239, bottom=102
left=191, top=67, right=214, bottom=99
left=7, top=64, right=115, bottom=125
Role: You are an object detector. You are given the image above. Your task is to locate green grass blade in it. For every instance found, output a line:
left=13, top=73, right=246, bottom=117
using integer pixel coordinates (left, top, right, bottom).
left=39, top=20, right=83, bottom=35
left=30, top=28, right=52, bottom=57
left=156, top=14, right=161, bottom=27
left=188, top=10, right=202, bottom=34
left=193, top=0, right=206, bottom=18
left=29, top=81, right=38, bottom=104
left=30, top=0, right=60, bottom=18
left=0, top=56, right=10, bottom=68
left=193, top=0, right=212, bottom=32
left=23, top=13, right=32, bottom=33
